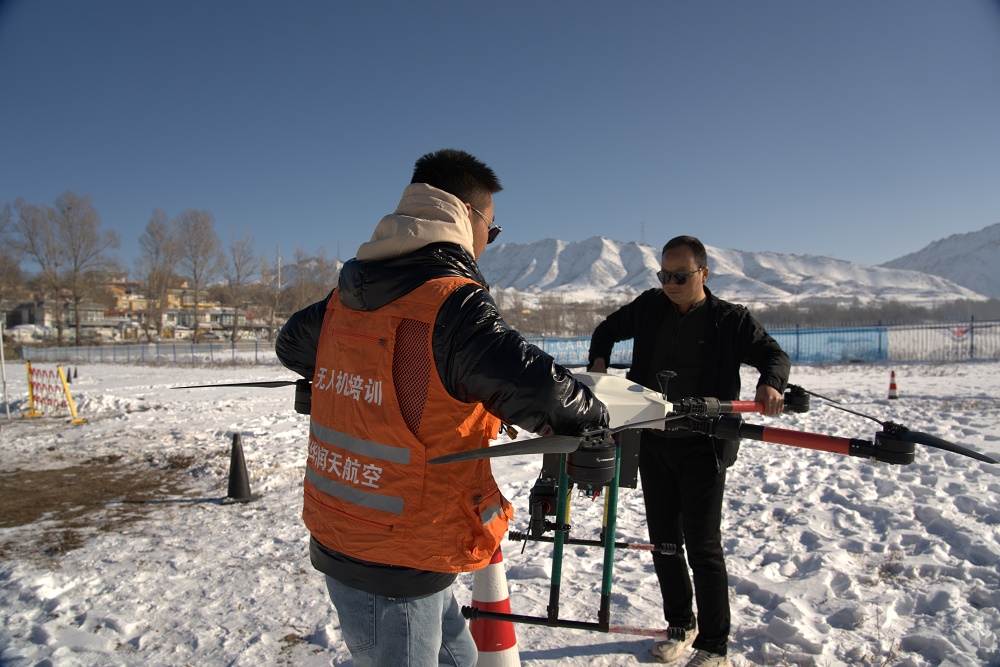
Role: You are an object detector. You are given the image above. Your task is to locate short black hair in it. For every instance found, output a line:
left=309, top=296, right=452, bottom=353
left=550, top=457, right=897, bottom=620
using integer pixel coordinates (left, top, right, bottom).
left=662, top=235, right=708, bottom=268
left=411, top=149, right=502, bottom=211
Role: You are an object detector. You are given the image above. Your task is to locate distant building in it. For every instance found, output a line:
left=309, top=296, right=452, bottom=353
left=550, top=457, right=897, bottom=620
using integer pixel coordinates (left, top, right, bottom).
left=9, top=299, right=121, bottom=341
left=106, top=280, right=148, bottom=312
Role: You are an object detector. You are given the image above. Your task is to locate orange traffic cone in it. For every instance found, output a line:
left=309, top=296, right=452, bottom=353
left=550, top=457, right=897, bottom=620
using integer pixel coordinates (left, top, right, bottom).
left=469, top=546, right=520, bottom=666
left=888, top=370, right=899, bottom=400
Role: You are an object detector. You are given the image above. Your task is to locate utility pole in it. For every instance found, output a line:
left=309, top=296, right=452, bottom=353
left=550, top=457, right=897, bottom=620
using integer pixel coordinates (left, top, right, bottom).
left=276, top=246, right=281, bottom=293
left=272, top=246, right=282, bottom=341
left=1, top=321, right=10, bottom=420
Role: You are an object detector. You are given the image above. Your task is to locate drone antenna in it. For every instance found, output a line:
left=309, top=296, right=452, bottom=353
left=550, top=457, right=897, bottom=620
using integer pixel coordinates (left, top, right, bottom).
left=656, top=370, right=676, bottom=400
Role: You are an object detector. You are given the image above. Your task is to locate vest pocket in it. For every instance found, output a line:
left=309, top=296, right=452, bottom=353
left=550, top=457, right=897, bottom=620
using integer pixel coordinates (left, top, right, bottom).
left=305, top=485, right=398, bottom=533
left=458, top=483, right=512, bottom=563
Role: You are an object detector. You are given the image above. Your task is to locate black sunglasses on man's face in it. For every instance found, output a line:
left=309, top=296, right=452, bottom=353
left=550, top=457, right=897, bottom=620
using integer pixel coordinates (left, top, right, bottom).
left=470, top=205, right=503, bottom=244
left=656, top=268, right=703, bottom=285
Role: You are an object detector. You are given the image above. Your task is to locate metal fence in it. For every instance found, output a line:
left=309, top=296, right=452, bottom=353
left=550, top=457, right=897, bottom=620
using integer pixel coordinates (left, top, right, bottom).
left=774, top=320, right=1000, bottom=363
left=528, top=319, right=1000, bottom=366
left=20, top=340, right=281, bottom=365
left=18, top=319, right=1000, bottom=367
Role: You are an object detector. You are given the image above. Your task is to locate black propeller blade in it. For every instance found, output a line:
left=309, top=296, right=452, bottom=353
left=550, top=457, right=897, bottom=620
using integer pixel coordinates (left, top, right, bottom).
left=168, top=379, right=999, bottom=467
left=429, top=434, right=584, bottom=464
left=174, top=380, right=299, bottom=389
left=897, top=430, right=998, bottom=464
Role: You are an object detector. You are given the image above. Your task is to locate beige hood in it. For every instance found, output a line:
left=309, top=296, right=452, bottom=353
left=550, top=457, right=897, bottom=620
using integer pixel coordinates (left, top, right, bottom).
left=355, top=183, right=475, bottom=261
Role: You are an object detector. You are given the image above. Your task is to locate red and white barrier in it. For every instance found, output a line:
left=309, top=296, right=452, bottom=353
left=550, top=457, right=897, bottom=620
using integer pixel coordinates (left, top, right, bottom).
left=24, top=362, right=84, bottom=423
left=469, top=546, right=520, bottom=667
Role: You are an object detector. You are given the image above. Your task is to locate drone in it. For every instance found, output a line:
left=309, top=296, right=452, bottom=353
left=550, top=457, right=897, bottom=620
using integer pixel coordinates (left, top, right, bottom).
left=177, top=371, right=997, bottom=638
left=426, top=371, right=998, bottom=637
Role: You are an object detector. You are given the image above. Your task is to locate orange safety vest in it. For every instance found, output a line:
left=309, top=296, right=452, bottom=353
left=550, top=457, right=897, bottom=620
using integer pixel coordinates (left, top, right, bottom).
left=303, top=276, right=513, bottom=573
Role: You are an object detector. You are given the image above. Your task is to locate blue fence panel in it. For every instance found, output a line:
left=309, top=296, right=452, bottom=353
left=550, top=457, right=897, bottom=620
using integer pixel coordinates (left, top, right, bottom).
left=770, top=326, right=889, bottom=364
left=524, top=336, right=633, bottom=368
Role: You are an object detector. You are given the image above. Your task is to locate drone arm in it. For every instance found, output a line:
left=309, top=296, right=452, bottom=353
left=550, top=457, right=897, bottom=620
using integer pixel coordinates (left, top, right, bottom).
left=724, top=400, right=767, bottom=414
left=670, top=398, right=766, bottom=416
left=709, top=417, right=916, bottom=465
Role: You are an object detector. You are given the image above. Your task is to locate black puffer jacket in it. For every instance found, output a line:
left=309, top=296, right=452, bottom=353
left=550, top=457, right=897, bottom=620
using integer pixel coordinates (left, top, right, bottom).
left=588, top=286, right=790, bottom=468
left=276, top=242, right=609, bottom=439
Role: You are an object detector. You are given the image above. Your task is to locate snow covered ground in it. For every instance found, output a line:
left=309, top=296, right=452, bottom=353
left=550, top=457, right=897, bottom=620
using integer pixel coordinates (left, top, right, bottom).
left=1, top=361, right=998, bottom=666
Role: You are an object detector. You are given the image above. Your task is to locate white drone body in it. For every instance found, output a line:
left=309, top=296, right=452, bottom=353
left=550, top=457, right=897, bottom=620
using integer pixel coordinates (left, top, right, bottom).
left=572, top=372, right=670, bottom=431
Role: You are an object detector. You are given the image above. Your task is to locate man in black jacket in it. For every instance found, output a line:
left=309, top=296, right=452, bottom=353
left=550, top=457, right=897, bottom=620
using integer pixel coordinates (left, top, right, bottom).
left=588, top=235, right=789, bottom=667
left=276, top=149, right=608, bottom=667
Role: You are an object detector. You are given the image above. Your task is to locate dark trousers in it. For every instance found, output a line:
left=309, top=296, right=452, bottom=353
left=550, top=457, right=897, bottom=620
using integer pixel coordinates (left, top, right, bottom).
left=639, top=431, right=730, bottom=655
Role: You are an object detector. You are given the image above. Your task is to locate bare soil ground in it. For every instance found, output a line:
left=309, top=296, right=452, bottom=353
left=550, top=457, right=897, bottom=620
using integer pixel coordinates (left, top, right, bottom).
left=0, top=451, right=199, bottom=563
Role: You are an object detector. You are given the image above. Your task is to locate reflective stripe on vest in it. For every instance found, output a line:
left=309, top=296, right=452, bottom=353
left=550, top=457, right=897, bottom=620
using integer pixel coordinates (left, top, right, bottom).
left=304, top=466, right=404, bottom=515
left=481, top=502, right=504, bottom=525
left=311, top=421, right=410, bottom=464
left=308, top=420, right=410, bottom=514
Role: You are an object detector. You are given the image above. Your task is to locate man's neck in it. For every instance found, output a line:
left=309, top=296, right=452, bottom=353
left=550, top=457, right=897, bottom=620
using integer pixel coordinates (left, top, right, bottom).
left=674, top=293, right=707, bottom=315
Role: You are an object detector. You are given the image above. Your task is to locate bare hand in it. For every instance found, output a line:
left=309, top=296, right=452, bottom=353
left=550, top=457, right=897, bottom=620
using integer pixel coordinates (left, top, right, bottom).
left=756, top=385, right=784, bottom=416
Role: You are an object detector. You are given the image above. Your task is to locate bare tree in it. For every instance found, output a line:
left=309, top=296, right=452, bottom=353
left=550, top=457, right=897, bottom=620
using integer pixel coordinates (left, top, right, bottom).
left=136, top=209, right=182, bottom=341
left=0, top=203, right=26, bottom=316
left=54, top=192, right=120, bottom=345
left=222, top=231, right=259, bottom=341
left=13, top=198, right=67, bottom=343
left=286, top=248, right=338, bottom=313
left=290, top=247, right=313, bottom=313
left=176, top=209, right=221, bottom=343
left=537, top=293, right=566, bottom=337
left=314, top=247, right=340, bottom=293
left=251, top=248, right=284, bottom=341
left=0, top=204, right=24, bottom=325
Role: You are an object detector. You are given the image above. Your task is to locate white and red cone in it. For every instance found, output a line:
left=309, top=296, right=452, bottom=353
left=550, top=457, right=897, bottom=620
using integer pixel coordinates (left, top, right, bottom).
left=888, top=370, right=899, bottom=400
left=469, top=546, right=520, bottom=667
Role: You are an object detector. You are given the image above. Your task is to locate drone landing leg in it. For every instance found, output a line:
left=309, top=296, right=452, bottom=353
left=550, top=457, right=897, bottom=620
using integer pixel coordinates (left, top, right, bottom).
left=597, top=449, right=622, bottom=630
left=463, top=448, right=672, bottom=637
left=547, top=453, right=571, bottom=623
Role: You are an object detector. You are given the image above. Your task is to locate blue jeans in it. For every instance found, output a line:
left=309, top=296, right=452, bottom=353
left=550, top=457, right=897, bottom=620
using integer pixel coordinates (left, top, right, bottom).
left=325, top=576, right=478, bottom=667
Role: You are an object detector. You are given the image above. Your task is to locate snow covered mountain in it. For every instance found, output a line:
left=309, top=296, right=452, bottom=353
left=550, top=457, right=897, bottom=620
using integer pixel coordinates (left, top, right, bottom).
left=881, top=222, right=1000, bottom=298
left=477, top=236, right=988, bottom=307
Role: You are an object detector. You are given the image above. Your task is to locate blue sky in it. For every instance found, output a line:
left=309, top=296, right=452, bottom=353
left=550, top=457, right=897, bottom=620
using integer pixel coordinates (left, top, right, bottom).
left=2, top=1, right=1000, bottom=271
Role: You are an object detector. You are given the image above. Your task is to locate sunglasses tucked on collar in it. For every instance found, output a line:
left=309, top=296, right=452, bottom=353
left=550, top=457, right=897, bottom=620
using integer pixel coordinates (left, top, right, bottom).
left=470, top=205, right=503, bottom=244
left=657, top=268, right=704, bottom=285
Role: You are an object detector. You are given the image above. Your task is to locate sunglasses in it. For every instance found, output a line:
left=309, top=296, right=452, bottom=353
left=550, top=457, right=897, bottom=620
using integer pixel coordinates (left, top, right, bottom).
left=656, top=268, right=703, bottom=285
left=470, top=205, right=503, bottom=244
